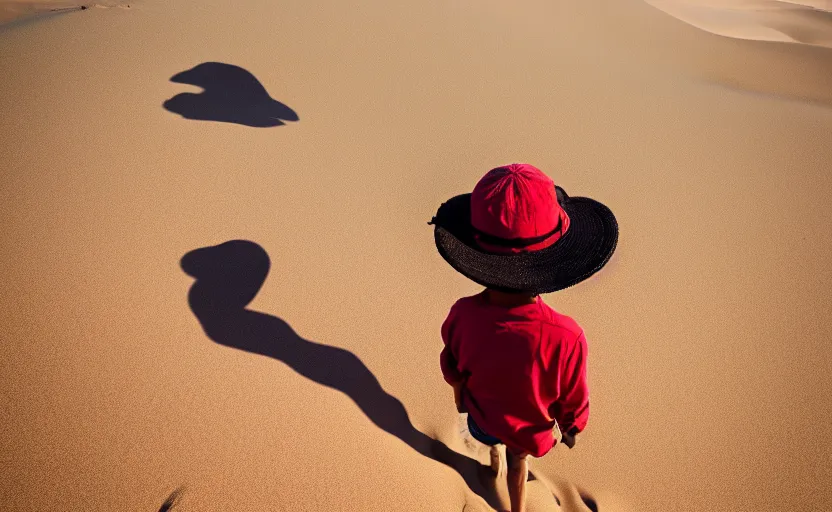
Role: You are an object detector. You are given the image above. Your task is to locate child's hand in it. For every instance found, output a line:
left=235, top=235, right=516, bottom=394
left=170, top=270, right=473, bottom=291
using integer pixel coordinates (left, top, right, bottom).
left=561, top=427, right=580, bottom=449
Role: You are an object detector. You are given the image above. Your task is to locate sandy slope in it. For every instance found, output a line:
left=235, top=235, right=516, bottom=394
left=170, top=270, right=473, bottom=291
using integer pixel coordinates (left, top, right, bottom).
left=644, top=0, right=832, bottom=48
left=0, top=1, right=77, bottom=25
left=1, top=0, right=831, bottom=511
left=0, top=1, right=130, bottom=25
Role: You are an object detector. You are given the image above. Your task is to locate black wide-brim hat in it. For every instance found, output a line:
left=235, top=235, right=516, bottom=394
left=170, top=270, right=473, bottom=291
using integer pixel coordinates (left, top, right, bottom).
left=430, top=186, right=618, bottom=295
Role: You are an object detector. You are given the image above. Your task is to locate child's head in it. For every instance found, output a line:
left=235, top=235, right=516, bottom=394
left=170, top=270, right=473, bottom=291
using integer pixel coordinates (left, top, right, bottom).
left=486, top=287, right=536, bottom=297
left=471, top=164, right=570, bottom=255
left=484, top=287, right=538, bottom=306
left=430, top=163, right=618, bottom=295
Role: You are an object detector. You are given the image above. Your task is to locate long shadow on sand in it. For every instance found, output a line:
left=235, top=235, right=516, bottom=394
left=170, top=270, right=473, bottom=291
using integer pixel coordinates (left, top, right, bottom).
left=180, top=240, right=502, bottom=507
left=163, top=62, right=299, bottom=127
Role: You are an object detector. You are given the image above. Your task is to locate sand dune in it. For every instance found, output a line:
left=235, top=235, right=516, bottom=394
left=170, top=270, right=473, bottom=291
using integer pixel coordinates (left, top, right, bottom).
left=0, top=1, right=134, bottom=25
left=644, top=0, right=832, bottom=47
left=2, top=0, right=832, bottom=511
left=1, top=2, right=73, bottom=25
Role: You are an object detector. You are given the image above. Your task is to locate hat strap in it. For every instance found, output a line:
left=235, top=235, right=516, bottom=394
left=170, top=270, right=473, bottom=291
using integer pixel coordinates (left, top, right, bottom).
left=472, top=217, right=564, bottom=250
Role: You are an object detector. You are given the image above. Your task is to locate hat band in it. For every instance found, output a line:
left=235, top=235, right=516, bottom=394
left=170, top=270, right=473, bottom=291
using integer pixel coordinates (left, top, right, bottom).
left=473, top=217, right=564, bottom=253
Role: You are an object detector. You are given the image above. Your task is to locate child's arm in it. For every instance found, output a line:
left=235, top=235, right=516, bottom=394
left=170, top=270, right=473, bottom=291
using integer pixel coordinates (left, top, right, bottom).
left=440, top=307, right=468, bottom=412
left=552, top=332, right=590, bottom=445
left=441, top=344, right=468, bottom=412
left=451, top=379, right=468, bottom=413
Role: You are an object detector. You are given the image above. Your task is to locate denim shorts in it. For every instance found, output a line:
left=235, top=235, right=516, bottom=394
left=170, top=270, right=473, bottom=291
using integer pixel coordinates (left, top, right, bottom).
left=467, top=414, right=503, bottom=446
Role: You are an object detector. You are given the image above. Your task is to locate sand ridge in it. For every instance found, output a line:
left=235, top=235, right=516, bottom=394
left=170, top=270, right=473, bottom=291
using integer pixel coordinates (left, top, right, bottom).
left=0, top=0, right=132, bottom=25
left=643, top=0, right=832, bottom=47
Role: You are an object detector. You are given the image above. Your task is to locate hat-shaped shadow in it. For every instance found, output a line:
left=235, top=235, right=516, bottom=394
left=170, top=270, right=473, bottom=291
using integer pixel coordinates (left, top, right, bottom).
left=163, top=62, right=299, bottom=127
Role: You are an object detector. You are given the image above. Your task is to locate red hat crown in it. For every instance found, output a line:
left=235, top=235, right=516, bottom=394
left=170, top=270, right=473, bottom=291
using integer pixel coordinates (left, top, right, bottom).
left=470, top=163, right=570, bottom=254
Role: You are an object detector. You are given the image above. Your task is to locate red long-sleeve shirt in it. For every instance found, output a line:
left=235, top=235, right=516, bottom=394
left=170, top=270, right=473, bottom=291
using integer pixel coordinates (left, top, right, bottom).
left=440, top=292, right=589, bottom=458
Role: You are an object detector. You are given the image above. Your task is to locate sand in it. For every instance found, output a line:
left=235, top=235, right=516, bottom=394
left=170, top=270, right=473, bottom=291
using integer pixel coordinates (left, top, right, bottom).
left=1, top=0, right=831, bottom=511
left=644, top=0, right=832, bottom=48
left=647, top=0, right=832, bottom=48
left=0, top=1, right=130, bottom=25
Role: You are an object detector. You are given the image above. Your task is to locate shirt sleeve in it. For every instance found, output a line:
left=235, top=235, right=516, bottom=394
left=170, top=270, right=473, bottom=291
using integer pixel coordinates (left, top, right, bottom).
left=552, top=331, right=590, bottom=434
left=439, top=306, right=465, bottom=385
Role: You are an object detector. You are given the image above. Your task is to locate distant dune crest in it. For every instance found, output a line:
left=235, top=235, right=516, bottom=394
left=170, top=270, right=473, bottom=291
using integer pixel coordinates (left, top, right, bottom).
left=644, top=0, right=832, bottom=48
left=0, top=1, right=132, bottom=25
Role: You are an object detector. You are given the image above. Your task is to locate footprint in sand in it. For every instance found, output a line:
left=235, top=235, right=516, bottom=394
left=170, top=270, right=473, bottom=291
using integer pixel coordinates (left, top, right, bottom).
left=87, top=2, right=132, bottom=9
left=456, top=414, right=600, bottom=511
left=46, top=2, right=131, bottom=17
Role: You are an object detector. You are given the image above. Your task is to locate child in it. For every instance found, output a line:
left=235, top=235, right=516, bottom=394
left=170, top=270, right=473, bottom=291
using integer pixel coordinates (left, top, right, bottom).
left=429, top=163, right=618, bottom=512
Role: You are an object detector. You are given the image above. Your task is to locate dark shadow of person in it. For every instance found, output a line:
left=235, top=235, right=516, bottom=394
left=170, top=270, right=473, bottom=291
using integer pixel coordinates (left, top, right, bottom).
left=163, top=62, right=299, bottom=127
left=180, top=240, right=503, bottom=507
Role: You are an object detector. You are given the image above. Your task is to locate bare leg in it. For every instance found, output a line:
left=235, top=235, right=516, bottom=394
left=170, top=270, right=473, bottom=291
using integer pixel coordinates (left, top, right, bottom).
left=506, top=450, right=529, bottom=512
left=490, top=444, right=506, bottom=477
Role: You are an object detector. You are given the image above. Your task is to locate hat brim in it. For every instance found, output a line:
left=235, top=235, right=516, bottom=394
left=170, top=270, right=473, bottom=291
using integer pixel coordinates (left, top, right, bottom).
left=432, top=186, right=618, bottom=294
